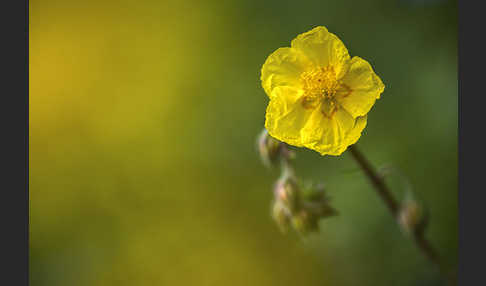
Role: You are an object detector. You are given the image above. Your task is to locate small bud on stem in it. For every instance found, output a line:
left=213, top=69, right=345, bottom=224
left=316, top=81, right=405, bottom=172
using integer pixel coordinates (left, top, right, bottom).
left=257, top=129, right=282, bottom=168
left=398, top=199, right=424, bottom=235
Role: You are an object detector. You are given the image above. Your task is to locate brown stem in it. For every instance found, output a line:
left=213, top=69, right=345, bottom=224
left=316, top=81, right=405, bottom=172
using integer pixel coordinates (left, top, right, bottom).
left=348, top=145, right=399, bottom=215
left=348, top=145, right=454, bottom=285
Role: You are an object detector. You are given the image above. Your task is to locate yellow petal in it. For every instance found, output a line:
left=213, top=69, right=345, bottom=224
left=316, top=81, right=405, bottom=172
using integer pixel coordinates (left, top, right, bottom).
left=261, top=47, right=312, bottom=99
left=266, top=89, right=368, bottom=156
left=335, top=56, right=385, bottom=118
left=291, top=26, right=350, bottom=78
left=265, top=89, right=312, bottom=147
left=341, top=115, right=368, bottom=150
left=300, top=107, right=367, bottom=156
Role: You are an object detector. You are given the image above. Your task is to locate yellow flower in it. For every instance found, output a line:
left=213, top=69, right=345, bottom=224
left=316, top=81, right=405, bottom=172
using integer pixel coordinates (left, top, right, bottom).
left=261, top=26, right=385, bottom=156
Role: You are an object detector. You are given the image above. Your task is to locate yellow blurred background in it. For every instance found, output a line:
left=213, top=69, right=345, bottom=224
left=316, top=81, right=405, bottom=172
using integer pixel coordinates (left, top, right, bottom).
left=30, top=0, right=457, bottom=285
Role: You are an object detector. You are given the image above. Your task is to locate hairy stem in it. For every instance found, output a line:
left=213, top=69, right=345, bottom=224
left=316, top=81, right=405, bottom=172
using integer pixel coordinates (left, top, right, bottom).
left=348, top=145, right=454, bottom=285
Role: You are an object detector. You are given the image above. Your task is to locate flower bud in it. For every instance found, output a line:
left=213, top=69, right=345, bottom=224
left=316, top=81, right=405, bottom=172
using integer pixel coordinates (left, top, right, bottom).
left=291, top=210, right=319, bottom=235
left=273, top=175, right=301, bottom=213
left=257, top=129, right=282, bottom=168
left=301, top=181, right=338, bottom=218
left=271, top=177, right=338, bottom=235
left=398, top=199, right=426, bottom=235
left=272, top=200, right=291, bottom=233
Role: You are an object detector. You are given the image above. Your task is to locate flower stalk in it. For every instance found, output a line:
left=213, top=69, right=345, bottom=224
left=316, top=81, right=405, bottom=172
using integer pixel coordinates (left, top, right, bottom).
left=347, top=145, right=455, bottom=286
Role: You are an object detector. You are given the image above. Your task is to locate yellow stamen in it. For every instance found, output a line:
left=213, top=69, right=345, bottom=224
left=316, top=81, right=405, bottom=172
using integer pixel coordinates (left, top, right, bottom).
left=300, top=66, right=341, bottom=117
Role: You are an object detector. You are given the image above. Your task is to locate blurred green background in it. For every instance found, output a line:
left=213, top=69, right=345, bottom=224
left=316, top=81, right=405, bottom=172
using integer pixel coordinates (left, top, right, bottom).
left=29, top=0, right=457, bottom=285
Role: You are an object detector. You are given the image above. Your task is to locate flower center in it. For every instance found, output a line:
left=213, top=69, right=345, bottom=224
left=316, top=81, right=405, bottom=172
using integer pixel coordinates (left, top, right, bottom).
left=301, top=66, right=339, bottom=98
left=300, top=66, right=340, bottom=118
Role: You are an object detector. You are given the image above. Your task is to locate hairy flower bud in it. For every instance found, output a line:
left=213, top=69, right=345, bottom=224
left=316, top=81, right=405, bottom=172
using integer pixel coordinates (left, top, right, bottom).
left=273, top=174, right=301, bottom=213
left=301, top=182, right=338, bottom=218
left=291, top=210, right=319, bottom=235
left=257, top=129, right=282, bottom=168
left=398, top=199, right=426, bottom=235
left=272, top=176, right=338, bottom=235
left=272, top=200, right=291, bottom=233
